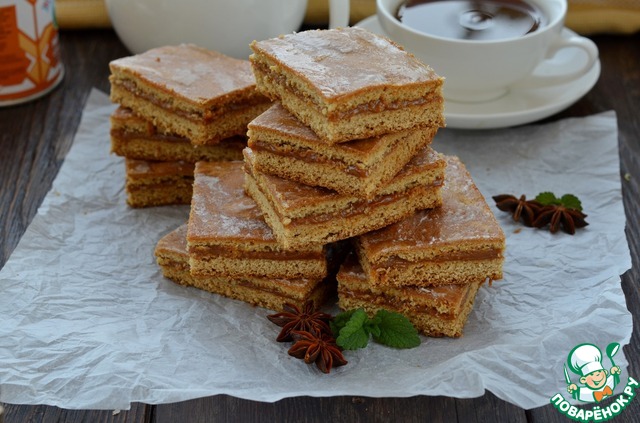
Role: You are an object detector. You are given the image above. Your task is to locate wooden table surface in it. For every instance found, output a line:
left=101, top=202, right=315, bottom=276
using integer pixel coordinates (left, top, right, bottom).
left=0, top=28, right=638, bottom=423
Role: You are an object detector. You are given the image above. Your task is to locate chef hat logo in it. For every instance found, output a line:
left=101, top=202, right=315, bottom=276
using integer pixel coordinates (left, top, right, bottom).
left=568, top=343, right=605, bottom=377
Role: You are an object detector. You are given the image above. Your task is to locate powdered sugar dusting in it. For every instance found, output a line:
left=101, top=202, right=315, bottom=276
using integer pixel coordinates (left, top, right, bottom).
left=254, top=27, right=440, bottom=98
left=189, top=163, right=274, bottom=242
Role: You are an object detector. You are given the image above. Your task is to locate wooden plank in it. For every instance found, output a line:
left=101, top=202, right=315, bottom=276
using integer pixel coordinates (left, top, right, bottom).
left=155, top=395, right=462, bottom=423
left=454, top=393, right=527, bottom=423
left=1, top=402, right=152, bottom=423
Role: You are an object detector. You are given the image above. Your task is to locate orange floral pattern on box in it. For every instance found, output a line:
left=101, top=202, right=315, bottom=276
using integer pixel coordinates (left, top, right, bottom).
left=0, top=0, right=63, bottom=102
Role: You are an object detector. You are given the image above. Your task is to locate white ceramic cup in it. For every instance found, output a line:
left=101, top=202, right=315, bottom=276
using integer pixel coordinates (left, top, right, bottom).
left=106, top=0, right=351, bottom=59
left=375, top=0, right=599, bottom=103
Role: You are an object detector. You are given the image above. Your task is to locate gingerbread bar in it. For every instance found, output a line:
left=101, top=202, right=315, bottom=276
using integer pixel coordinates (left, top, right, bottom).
left=109, top=44, right=271, bottom=145
left=155, top=224, right=335, bottom=311
left=247, top=102, right=438, bottom=198
left=337, top=254, right=481, bottom=337
left=355, top=156, right=505, bottom=287
left=243, top=146, right=446, bottom=250
left=187, top=161, right=327, bottom=279
left=250, top=27, right=445, bottom=144
left=111, top=107, right=245, bottom=162
left=125, top=158, right=194, bottom=208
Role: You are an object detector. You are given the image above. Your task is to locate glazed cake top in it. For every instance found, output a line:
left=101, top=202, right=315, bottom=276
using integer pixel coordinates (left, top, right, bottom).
left=156, top=224, right=189, bottom=257
left=358, top=156, right=505, bottom=259
left=250, top=27, right=442, bottom=99
left=110, top=44, right=259, bottom=107
left=188, top=161, right=277, bottom=244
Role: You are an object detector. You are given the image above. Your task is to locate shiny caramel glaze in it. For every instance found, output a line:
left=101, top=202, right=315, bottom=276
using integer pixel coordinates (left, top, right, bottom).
left=109, top=44, right=262, bottom=108
left=250, top=27, right=442, bottom=101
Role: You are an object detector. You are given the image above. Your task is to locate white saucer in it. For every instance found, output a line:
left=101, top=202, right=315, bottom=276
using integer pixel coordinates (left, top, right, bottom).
left=355, top=15, right=601, bottom=130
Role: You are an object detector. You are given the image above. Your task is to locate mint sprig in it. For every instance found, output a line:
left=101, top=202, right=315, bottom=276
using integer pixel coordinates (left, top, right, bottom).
left=372, top=309, right=421, bottom=349
left=332, top=308, right=420, bottom=350
left=535, top=192, right=583, bottom=211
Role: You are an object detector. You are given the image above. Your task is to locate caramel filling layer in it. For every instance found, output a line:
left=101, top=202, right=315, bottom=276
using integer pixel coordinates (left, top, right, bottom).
left=192, top=274, right=328, bottom=301
left=377, top=249, right=503, bottom=270
left=126, top=179, right=193, bottom=192
left=278, top=182, right=441, bottom=226
left=190, top=245, right=325, bottom=262
left=251, top=139, right=372, bottom=177
left=115, top=78, right=266, bottom=123
left=112, top=127, right=189, bottom=144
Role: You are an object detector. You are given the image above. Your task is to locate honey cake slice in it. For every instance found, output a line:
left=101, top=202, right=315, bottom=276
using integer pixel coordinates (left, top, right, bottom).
left=243, top=146, right=446, bottom=250
left=355, top=156, right=505, bottom=288
left=247, top=102, right=438, bottom=198
left=111, top=107, right=245, bottom=162
left=188, top=161, right=327, bottom=279
left=125, top=158, right=194, bottom=208
left=155, top=224, right=335, bottom=312
left=249, top=27, right=445, bottom=144
left=337, top=254, right=481, bottom=337
left=109, top=44, right=271, bottom=145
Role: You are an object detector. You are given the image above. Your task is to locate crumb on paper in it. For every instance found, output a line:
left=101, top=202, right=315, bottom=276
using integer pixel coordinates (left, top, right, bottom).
left=514, top=228, right=522, bottom=234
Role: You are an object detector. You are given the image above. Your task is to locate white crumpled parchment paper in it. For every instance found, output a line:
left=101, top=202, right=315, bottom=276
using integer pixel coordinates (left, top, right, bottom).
left=0, top=89, right=632, bottom=410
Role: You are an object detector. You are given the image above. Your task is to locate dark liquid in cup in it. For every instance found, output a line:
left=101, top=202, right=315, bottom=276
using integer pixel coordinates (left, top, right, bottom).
left=396, top=0, right=547, bottom=40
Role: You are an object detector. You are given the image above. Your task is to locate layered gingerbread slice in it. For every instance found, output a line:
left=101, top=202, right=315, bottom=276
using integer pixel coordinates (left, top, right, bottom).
left=111, top=107, right=245, bottom=162
left=125, top=158, right=194, bottom=208
left=243, top=146, right=446, bottom=250
left=155, top=224, right=335, bottom=311
left=109, top=44, right=271, bottom=145
left=188, top=161, right=327, bottom=279
left=355, top=156, right=506, bottom=288
left=249, top=27, right=445, bottom=144
left=337, top=254, right=481, bottom=337
left=247, top=102, right=438, bottom=198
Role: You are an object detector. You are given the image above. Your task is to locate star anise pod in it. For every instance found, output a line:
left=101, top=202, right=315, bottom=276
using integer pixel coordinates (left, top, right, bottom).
left=492, top=194, right=543, bottom=227
left=288, top=330, right=348, bottom=374
left=267, top=301, right=332, bottom=342
left=532, top=205, right=588, bottom=235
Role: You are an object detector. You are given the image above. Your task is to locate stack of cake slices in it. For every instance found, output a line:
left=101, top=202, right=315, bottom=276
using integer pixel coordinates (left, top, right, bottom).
left=339, top=156, right=506, bottom=337
left=108, top=44, right=271, bottom=207
left=136, top=27, right=505, bottom=335
left=154, top=162, right=339, bottom=311
left=246, top=27, right=446, bottom=249
left=245, top=27, right=505, bottom=336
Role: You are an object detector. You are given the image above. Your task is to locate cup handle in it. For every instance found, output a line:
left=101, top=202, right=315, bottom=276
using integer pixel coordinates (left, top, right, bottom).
left=328, top=0, right=351, bottom=28
left=513, top=34, right=599, bottom=90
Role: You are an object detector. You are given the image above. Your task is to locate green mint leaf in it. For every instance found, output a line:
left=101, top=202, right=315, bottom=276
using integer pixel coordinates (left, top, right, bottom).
left=535, top=192, right=560, bottom=206
left=372, top=309, right=421, bottom=349
left=559, top=194, right=583, bottom=211
left=336, top=308, right=370, bottom=350
left=364, top=315, right=382, bottom=338
left=330, top=309, right=357, bottom=336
